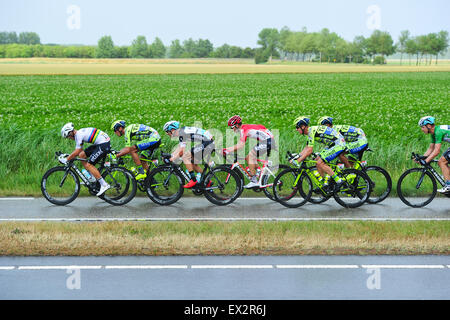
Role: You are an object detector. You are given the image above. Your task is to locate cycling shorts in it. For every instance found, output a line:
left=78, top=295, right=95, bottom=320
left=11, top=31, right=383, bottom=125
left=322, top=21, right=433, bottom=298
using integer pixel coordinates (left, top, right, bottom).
left=252, top=138, right=275, bottom=158
left=319, top=145, right=346, bottom=163
left=84, top=142, right=111, bottom=165
left=346, top=138, right=368, bottom=155
left=190, top=140, right=215, bottom=164
left=443, top=147, right=450, bottom=162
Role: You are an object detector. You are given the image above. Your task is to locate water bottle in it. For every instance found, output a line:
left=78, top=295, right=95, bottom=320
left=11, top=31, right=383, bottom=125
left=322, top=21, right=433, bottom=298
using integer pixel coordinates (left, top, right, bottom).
left=82, top=169, right=96, bottom=183
left=256, top=167, right=261, bottom=178
left=196, top=172, right=202, bottom=182
left=337, top=163, right=345, bottom=170
left=313, top=170, right=323, bottom=181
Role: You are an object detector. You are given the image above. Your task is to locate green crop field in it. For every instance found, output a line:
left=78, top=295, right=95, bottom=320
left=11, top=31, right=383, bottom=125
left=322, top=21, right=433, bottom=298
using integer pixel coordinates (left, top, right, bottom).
left=0, top=71, right=449, bottom=196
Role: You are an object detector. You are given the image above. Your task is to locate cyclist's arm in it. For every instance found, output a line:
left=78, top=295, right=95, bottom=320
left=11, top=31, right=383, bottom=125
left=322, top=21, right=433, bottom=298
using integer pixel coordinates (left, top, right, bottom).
left=170, top=145, right=184, bottom=162
left=66, top=148, right=83, bottom=161
left=225, top=140, right=245, bottom=153
left=423, top=144, right=435, bottom=157
left=116, top=146, right=136, bottom=158
left=425, top=143, right=441, bottom=163
left=297, top=146, right=313, bottom=163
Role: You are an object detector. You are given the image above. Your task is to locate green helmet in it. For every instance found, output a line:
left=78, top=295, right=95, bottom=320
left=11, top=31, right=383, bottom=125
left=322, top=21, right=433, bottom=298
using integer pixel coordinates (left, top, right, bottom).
left=293, top=116, right=310, bottom=128
left=318, top=116, right=333, bottom=126
left=111, top=120, right=126, bottom=131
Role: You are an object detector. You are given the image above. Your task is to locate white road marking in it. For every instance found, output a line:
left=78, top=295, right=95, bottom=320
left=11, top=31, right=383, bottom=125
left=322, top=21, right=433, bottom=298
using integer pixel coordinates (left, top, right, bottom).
left=0, top=198, right=34, bottom=201
left=105, top=265, right=188, bottom=269
left=191, top=265, right=274, bottom=269
left=361, top=265, right=445, bottom=269
left=276, top=265, right=359, bottom=269
left=0, top=266, right=15, bottom=270
left=18, top=265, right=103, bottom=270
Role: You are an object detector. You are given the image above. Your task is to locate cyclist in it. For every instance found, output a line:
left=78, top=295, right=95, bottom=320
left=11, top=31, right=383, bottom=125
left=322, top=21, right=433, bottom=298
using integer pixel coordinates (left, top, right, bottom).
left=163, top=120, right=215, bottom=189
left=318, top=116, right=368, bottom=168
left=418, top=116, right=450, bottom=193
left=111, top=120, right=161, bottom=180
left=292, top=116, right=345, bottom=189
left=222, top=115, right=275, bottom=189
left=60, top=122, right=111, bottom=196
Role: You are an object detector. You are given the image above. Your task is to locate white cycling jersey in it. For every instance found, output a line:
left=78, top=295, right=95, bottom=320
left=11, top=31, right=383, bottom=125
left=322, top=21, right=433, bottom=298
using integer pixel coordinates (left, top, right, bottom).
left=74, top=128, right=110, bottom=149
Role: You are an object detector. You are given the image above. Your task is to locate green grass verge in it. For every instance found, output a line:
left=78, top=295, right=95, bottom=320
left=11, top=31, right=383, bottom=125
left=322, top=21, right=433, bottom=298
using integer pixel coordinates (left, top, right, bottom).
left=1, top=221, right=448, bottom=256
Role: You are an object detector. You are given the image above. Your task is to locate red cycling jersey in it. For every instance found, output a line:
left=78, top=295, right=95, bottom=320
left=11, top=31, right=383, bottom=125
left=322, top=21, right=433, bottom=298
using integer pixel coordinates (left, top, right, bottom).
left=239, top=124, right=274, bottom=143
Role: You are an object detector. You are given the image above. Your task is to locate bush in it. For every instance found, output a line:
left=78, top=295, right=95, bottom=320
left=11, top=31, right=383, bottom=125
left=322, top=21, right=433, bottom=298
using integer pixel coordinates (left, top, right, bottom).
left=373, top=56, right=386, bottom=65
left=254, top=49, right=270, bottom=64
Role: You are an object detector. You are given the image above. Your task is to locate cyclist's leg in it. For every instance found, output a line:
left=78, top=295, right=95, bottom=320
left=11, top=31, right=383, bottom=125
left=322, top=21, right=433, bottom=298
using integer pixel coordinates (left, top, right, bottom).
left=135, top=138, right=161, bottom=172
left=438, top=148, right=450, bottom=186
left=318, top=145, right=346, bottom=183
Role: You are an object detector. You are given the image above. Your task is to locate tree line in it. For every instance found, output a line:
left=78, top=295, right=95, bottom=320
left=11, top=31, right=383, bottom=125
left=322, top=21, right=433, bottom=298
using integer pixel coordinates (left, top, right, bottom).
left=0, top=29, right=448, bottom=64
left=255, top=27, right=449, bottom=64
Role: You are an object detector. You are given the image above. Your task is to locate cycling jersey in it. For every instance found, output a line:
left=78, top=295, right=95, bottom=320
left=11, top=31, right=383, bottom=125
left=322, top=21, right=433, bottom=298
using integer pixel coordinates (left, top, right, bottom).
left=431, top=125, right=450, bottom=144
left=124, top=124, right=161, bottom=148
left=334, top=125, right=366, bottom=142
left=239, top=124, right=274, bottom=143
left=307, top=126, right=346, bottom=148
left=178, top=126, right=214, bottom=148
left=74, top=128, right=110, bottom=149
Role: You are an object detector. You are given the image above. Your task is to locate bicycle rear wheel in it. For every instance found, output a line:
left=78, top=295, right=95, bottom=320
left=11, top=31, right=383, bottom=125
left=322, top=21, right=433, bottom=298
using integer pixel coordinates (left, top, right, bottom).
left=273, top=168, right=312, bottom=208
left=364, top=166, right=392, bottom=204
left=41, top=166, right=80, bottom=205
left=333, top=169, right=371, bottom=208
left=146, top=166, right=184, bottom=205
left=101, top=167, right=137, bottom=206
left=203, top=166, right=241, bottom=205
left=397, top=168, right=437, bottom=208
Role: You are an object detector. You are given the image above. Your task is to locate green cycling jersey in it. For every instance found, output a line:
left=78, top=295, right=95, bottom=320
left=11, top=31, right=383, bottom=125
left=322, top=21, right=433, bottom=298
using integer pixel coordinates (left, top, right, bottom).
left=431, top=125, right=450, bottom=144
left=333, top=125, right=366, bottom=142
left=307, top=125, right=346, bottom=148
left=124, top=124, right=161, bottom=147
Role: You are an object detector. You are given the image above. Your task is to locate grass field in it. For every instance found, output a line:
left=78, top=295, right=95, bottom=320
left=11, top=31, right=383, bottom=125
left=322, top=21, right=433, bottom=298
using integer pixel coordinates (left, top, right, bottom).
left=1, top=221, right=448, bottom=255
left=0, top=70, right=449, bottom=196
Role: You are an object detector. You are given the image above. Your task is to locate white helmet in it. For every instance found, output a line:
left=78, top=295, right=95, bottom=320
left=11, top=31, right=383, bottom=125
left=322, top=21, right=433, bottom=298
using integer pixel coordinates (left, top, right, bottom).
left=61, top=122, right=74, bottom=138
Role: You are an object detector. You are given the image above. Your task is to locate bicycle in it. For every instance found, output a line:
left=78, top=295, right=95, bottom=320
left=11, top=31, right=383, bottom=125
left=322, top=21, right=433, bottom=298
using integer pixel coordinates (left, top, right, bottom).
left=273, top=151, right=372, bottom=208
left=396, top=152, right=450, bottom=208
left=220, top=153, right=290, bottom=201
left=41, top=151, right=137, bottom=206
left=145, top=152, right=242, bottom=206
left=117, top=154, right=159, bottom=192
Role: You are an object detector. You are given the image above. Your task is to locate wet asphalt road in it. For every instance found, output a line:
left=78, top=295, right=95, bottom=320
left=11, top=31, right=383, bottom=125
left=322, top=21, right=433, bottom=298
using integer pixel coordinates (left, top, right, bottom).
left=1, top=256, right=449, bottom=299
left=0, top=197, right=448, bottom=220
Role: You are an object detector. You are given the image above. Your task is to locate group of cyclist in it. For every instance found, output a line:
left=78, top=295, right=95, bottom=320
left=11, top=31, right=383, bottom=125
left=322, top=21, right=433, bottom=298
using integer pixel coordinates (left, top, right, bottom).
left=59, top=114, right=450, bottom=197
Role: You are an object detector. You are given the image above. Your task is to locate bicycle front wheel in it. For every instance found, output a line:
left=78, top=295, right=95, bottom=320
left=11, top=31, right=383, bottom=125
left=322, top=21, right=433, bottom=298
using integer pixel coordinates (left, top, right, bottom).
left=273, top=168, right=312, bottom=208
left=333, top=169, right=371, bottom=208
left=261, top=164, right=290, bottom=201
left=203, top=166, right=241, bottom=205
left=101, top=167, right=137, bottom=206
left=41, top=166, right=80, bottom=205
left=364, top=166, right=392, bottom=204
left=397, top=168, right=437, bottom=208
left=146, top=166, right=184, bottom=205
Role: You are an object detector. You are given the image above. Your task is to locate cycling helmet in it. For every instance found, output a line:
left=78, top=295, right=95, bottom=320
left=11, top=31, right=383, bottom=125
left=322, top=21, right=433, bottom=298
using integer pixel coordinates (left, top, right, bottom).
left=111, top=120, right=126, bottom=132
left=163, top=120, right=180, bottom=132
left=227, top=115, right=242, bottom=128
left=318, top=116, right=333, bottom=126
left=61, top=122, right=74, bottom=138
left=293, top=116, right=310, bottom=128
left=418, top=116, right=435, bottom=127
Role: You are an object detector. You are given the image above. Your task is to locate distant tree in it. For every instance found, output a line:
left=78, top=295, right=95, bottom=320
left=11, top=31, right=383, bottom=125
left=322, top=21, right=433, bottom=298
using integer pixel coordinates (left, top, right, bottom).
left=149, top=37, right=166, bottom=58
left=169, top=39, right=184, bottom=58
left=397, top=30, right=410, bottom=65
left=194, top=39, right=213, bottom=58
left=213, top=44, right=231, bottom=58
left=114, top=46, right=130, bottom=58
left=405, top=37, right=420, bottom=65
left=436, top=30, right=449, bottom=64
left=96, top=35, right=115, bottom=58
left=242, top=47, right=255, bottom=58
left=129, top=35, right=149, bottom=58
left=257, top=28, right=280, bottom=61
left=254, top=48, right=270, bottom=64
left=367, top=30, right=395, bottom=62
left=18, top=32, right=40, bottom=45
left=182, top=38, right=196, bottom=58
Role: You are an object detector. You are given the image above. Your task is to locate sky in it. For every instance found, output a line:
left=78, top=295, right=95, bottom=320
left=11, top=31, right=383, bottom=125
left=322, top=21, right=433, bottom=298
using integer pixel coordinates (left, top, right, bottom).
left=0, top=0, right=449, bottom=47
